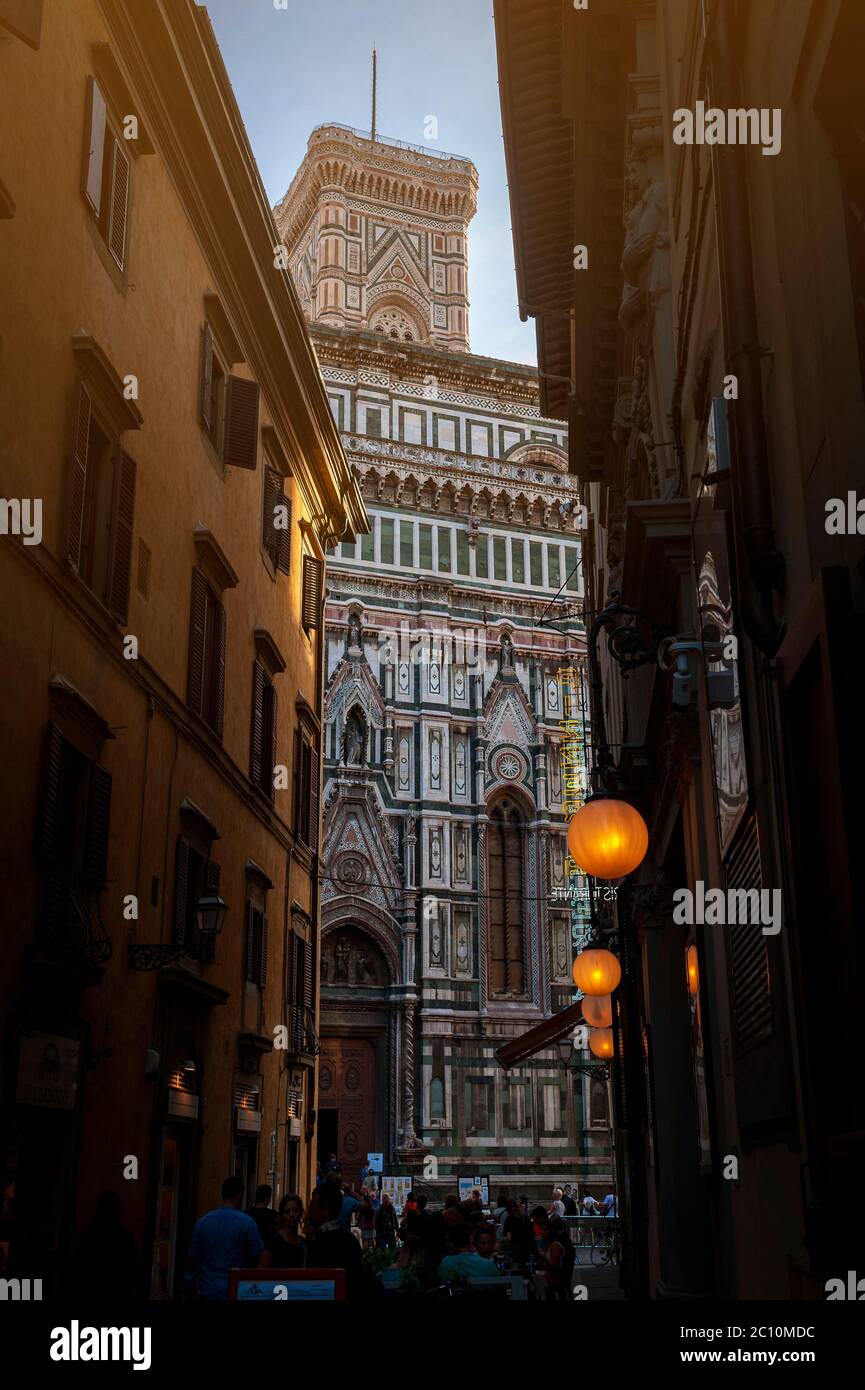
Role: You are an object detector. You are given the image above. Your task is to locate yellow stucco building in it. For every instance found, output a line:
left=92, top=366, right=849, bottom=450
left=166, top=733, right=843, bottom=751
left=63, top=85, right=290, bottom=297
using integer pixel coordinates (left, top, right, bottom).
left=0, top=0, right=365, bottom=1298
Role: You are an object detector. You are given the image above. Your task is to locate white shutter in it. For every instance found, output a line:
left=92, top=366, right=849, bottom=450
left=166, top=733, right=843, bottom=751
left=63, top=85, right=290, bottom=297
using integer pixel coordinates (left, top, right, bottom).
left=85, top=78, right=107, bottom=214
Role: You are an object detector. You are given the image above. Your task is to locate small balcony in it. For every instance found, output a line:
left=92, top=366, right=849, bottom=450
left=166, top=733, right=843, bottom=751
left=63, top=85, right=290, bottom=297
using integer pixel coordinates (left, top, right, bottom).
left=40, top=864, right=112, bottom=970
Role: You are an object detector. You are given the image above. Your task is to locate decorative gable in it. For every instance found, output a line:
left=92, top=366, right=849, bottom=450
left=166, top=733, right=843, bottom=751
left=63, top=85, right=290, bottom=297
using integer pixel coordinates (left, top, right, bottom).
left=321, top=787, right=402, bottom=916
left=482, top=680, right=536, bottom=752
left=325, top=655, right=385, bottom=730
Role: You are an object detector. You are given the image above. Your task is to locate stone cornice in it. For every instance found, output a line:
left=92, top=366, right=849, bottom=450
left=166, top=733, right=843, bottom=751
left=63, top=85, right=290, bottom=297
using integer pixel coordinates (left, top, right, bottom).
left=313, top=327, right=544, bottom=403
left=344, top=436, right=581, bottom=504
left=324, top=569, right=585, bottom=629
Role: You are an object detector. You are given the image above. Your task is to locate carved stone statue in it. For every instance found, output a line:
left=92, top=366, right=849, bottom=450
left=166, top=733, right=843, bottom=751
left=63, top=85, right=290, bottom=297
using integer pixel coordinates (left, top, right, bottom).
left=348, top=611, right=362, bottom=650
left=356, top=952, right=376, bottom=985
left=500, top=632, right=515, bottom=674
left=334, top=936, right=350, bottom=981
left=619, top=126, right=669, bottom=340
left=345, top=712, right=365, bottom=766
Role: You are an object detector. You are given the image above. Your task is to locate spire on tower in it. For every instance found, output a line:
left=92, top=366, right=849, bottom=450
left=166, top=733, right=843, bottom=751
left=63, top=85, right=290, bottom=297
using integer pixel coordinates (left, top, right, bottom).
left=371, top=47, right=377, bottom=144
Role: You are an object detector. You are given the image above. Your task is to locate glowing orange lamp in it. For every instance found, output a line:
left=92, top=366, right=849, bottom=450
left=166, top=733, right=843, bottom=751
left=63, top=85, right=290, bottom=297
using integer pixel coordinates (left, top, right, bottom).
left=567, top=794, right=648, bottom=879
left=572, top=947, right=621, bottom=996
left=686, top=943, right=699, bottom=995
left=589, top=1028, right=615, bottom=1060
left=580, top=993, right=613, bottom=1029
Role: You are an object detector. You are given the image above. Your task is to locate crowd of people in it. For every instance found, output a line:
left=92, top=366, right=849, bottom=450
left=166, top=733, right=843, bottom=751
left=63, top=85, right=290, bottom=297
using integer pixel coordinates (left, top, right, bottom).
left=62, top=1169, right=617, bottom=1301
left=180, top=1165, right=620, bottom=1300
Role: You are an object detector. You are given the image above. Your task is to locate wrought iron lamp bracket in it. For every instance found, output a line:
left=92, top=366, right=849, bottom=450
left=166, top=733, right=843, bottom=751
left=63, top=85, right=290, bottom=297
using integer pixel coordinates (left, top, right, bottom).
left=596, top=591, right=668, bottom=676
left=570, top=1061, right=614, bottom=1082
left=129, top=941, right=210, bottom=972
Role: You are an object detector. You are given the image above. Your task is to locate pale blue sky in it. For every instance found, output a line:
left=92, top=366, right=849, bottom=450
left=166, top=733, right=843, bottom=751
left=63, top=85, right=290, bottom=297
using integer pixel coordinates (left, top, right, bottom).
left=205, top=0, right=536, bottom=365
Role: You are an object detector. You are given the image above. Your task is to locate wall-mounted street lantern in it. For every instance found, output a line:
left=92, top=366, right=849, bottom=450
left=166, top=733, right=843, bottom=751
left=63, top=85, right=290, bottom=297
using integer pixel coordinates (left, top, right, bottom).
left=566, top=592, right=664, bottom=884
left=686, top=943, right=700, bottom=995
left=195, top=892, right=228, bottom=939
left=568, top=793, right=648, bottom=879
left=572, top=947, right=621, bottom=996
left=129, top=889, right=229, bottom=972
left=555, top=1031, right=614, bottom=1082
left=589, top=1028, right=615, bottom=1060
left=580, top=993, right=613, bottom=1029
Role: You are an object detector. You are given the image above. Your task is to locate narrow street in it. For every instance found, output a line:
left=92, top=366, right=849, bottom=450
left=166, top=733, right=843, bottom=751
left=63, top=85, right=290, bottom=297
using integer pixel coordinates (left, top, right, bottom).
left=0, top=0, right=862, bottom=1372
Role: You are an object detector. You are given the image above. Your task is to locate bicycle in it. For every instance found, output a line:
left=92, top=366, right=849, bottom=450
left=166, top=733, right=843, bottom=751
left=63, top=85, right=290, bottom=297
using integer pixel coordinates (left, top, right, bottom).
left=589, top=1219, right=620, bottom=1266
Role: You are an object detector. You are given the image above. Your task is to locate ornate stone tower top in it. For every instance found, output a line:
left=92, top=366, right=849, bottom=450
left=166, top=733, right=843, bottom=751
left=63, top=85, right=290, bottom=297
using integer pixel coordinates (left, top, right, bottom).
left=274, top=123, right=479, bottom=352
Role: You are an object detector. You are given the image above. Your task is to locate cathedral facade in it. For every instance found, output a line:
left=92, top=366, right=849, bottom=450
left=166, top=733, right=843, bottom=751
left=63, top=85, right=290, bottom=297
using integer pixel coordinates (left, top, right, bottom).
left=275, top=125, right=608, bottom=1197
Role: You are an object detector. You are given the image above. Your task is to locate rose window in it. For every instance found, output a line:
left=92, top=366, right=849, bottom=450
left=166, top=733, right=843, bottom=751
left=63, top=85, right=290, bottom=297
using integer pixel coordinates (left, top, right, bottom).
left=370, top=306, right=418, bottom=342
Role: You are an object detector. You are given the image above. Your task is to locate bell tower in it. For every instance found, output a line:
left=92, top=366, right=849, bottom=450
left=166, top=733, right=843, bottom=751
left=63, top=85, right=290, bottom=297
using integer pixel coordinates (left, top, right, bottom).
left=274, top=123, right=478, bottom=352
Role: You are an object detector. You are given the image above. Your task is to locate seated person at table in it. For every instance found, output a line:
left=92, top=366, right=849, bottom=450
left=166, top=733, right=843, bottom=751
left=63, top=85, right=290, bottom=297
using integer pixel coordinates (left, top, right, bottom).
left=438, top=1220, right=497, bottom=1282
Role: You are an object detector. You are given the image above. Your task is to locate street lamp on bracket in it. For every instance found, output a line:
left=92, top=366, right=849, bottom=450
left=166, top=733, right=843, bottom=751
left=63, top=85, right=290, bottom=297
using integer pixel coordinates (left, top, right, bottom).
left=129, top=890, right=228, bottom=972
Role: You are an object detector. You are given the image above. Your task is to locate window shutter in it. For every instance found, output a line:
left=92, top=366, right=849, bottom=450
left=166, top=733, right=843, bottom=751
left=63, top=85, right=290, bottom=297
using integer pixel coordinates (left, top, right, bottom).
left=84, top=77, right=107, bottom=214
left=223, top=375, right=260, bottom=470
left=262, top=466, right=280, bottom=559
left=303, top=931, right=314, bottom=1012
left=201, top=322, right=214, bottom=431
left=260, top=915, right=269, bottom=988
left=290, top=933, right=301, bottom=1048
left=173, top=837, right=191, bottom=942
left=276, top=495, right=292, bottom=576
left=106, top=449, right=137, bottom=623
left=297, top=738, right=311, bottom=845
left=66, top=381, right=91, bottom=572
left=302, top=555, right=323, bottom=630
left=213, top=599, right=226, bottom=740
left=269, top=685, right=278, bottom=801
left=309, top=745, right=320, bottom=853
left=249, top=660, right=266, bottom=790
left=107, top=136, right=130, bottom=270
left=245, top=903, right=256, bottom=982
left=727, top=815, right=772, bottom=1053
left=187, top=568, right=208, bottom=716
left=39, top=722, right=65, bottom=859
left=292, top=727, right=300, bottom=831
left=84, top=763, right=112, bottom=888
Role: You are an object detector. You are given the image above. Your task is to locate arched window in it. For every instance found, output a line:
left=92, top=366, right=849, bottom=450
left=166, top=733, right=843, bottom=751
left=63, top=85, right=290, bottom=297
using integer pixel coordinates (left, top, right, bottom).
left=430, top=1076, right=444, bottom=1119
left=487, top=795, right=526, bottom=996
left=369, top=304, right=421, bottom=341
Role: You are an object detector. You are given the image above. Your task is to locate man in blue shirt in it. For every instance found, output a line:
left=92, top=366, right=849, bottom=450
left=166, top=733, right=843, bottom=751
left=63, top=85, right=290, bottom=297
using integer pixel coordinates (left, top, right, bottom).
left=438, top=1221, right=498, bottom=1283
left=187, top=1176, right=263, bottom=1299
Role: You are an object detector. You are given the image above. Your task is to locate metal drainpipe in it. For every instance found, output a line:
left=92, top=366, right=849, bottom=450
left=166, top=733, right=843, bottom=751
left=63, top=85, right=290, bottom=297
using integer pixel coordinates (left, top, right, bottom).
left=709, top=0, right=786, bottom=654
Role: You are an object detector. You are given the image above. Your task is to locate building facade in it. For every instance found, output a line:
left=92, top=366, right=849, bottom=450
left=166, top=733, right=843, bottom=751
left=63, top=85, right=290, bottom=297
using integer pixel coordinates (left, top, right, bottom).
left=0, top=0, right=364, bottom=1298
left=496, top=0, right=865, bottom=1297
left=275, top=128, right=607, bottom=1198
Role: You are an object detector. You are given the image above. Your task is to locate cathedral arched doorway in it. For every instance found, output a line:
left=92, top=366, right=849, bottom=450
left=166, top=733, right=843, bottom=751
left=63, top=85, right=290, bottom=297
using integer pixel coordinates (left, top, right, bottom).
left=318, top=926, right=392, bottom=1185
